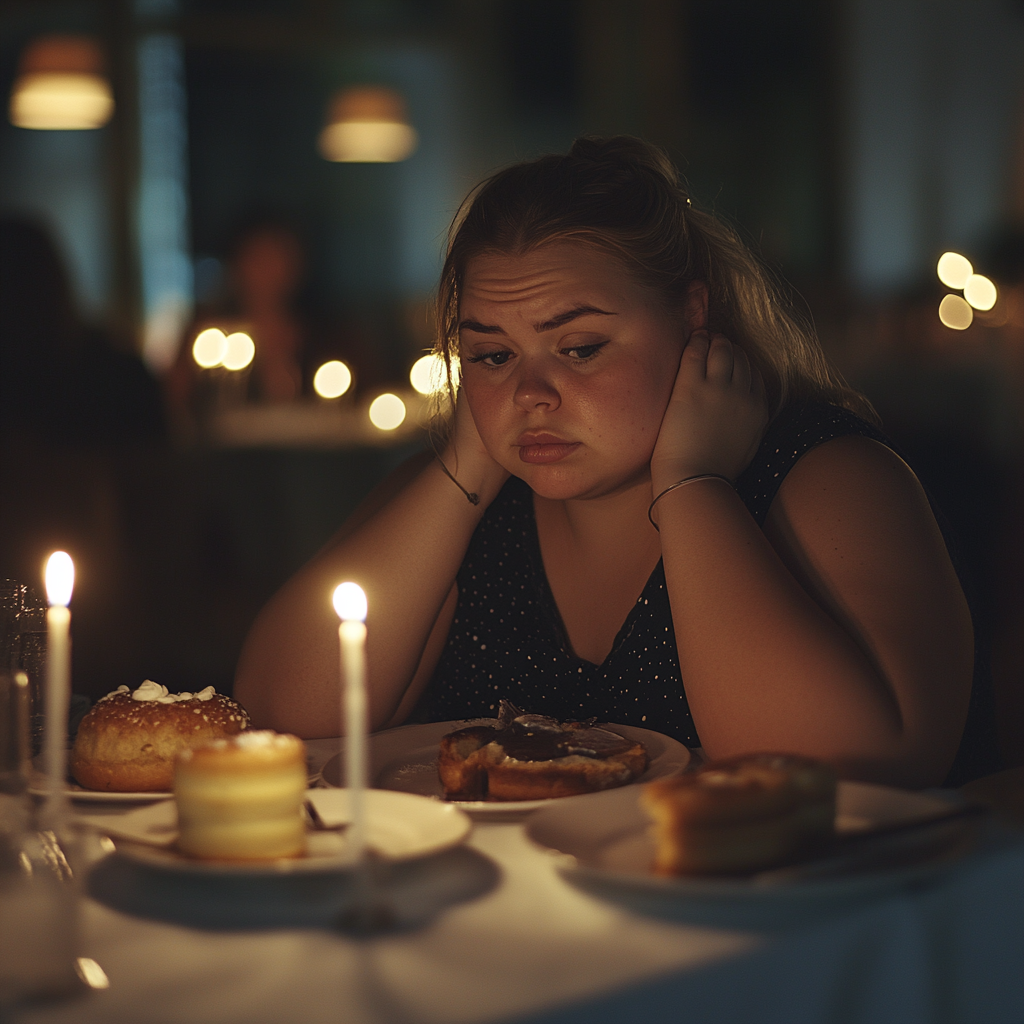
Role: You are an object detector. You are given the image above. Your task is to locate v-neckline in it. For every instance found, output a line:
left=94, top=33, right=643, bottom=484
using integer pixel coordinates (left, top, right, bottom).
left=519, top=479, right=664, bottom=669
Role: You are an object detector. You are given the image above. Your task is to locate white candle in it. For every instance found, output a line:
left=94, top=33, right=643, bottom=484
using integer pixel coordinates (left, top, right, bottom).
left=43, top=552, right=74, bottom=827
left=332, top=581, right=368, bottom=862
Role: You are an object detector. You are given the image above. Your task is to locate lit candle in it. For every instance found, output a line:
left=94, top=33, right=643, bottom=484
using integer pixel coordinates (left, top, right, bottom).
left=43, top=552, right=74, bottom=826
left=332, top=581, right=368, bottom=861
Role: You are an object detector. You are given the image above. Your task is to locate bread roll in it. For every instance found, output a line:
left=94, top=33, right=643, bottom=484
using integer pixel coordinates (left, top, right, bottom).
left=641, top=753, right=837, bottom=874
left=70, top=681, right=250, bottom=792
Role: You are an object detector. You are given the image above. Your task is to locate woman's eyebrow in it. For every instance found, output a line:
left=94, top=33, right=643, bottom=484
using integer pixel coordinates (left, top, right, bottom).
left=534, top=305, right=614, bottom=332
left=458, top=305, right=614, bottom=336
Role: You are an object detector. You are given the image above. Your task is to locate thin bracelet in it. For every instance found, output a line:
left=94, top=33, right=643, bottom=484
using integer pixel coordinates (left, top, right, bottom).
left=436, top=457, right=481, bottom=505
left=648, top=474, right=733, bottom=530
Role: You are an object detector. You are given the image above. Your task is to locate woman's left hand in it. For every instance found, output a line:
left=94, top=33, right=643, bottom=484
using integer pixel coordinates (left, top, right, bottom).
left=650, top=331, right=767, bottom=491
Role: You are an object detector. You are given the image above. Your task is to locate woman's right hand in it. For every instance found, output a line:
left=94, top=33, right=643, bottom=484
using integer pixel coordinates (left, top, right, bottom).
left=441, top=386, right=509, bottom=504
left=650, top=331, right=767, bottom=493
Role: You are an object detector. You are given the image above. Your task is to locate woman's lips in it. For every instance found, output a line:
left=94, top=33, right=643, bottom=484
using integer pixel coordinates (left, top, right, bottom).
left=516, top=435, right=581, bottom=464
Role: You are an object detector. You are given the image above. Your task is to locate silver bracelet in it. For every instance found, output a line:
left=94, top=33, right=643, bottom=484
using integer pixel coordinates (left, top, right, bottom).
left=436, top=457, right=480, bottom=505
left=648, top=474, right=733, bottom=530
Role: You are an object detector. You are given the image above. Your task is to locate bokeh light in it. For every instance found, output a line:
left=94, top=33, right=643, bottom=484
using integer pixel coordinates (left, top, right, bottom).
left=368, top=393, right=406, bottom=430
left=936, top=252, right=973, bottom=290
left=963, top=274, right=997, bottom=311
left=313, top=360, right=353, bottom=398
left=222, top=332, right=255, bottom=371
left=938, top=294, right=973, bottom=330
left=409, top=353, right=450, bottom=395
left=192, top=328, right=226, bottom=368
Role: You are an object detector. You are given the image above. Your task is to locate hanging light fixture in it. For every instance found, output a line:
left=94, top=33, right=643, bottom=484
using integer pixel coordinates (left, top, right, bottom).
left=9, top=35, right=114, bottom=130
left=318, top=85, right=417, bottom=163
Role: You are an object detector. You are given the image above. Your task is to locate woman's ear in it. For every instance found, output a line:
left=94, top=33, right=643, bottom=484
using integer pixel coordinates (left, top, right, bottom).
left=682, top=280, right=708, bottom=335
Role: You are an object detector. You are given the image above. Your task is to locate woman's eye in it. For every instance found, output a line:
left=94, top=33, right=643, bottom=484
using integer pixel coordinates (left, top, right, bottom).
left=561, top=342, right=607, bottom=360
left=467, top=350, right=513, bottom=367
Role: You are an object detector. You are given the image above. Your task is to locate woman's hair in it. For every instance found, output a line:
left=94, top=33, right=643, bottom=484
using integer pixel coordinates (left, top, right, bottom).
left=434, top=135, right=876, bottom=424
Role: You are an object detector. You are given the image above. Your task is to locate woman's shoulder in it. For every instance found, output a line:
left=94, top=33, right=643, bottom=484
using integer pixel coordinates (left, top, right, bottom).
left=736, top=399, right=892, bottom=524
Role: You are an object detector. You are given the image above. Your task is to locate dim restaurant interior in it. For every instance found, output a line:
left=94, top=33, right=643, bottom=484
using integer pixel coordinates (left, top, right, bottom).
left=0, top=1, right=1022, bottom=1022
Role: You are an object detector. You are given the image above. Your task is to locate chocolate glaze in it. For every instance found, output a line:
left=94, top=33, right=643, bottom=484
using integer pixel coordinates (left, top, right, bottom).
left=486, top=700, right=634, bottom=762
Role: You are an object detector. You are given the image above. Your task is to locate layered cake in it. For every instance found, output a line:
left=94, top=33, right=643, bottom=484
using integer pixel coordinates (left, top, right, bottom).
left=174, top=731, right=307, bottom=861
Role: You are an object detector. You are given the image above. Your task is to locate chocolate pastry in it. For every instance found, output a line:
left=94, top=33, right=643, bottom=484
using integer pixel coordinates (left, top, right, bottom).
left=437, top=700, right=648, bottom=801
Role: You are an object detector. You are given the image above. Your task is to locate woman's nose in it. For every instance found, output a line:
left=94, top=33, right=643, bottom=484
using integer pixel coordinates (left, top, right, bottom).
left=513, top=362, right=561, bottom=412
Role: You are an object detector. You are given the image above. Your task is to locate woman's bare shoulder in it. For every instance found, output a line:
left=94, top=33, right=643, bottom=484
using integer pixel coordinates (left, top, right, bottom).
left=769, top=434, right=934, bottom=531
left=765, top=433, right=966, bottom=626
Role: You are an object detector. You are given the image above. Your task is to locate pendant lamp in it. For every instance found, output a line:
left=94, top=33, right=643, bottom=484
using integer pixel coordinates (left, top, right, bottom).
left=318, top=85, right=417, bottom=163
left=9, top=35, right=114, bottom=130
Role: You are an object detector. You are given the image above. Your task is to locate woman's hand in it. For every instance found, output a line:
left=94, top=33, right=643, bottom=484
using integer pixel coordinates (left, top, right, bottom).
left=650, top=331, right=767, bottom=491
left=441, top=386, right=509, bottom=503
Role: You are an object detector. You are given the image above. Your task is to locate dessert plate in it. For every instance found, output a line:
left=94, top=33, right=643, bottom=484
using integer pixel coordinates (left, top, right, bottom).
left=319, top=720, right=692, bottom=815
left=105, top=789, right=472, bottom=875
left=526, top=781, right=979, bottom=906
left=28, top=769, right=171, bottom=803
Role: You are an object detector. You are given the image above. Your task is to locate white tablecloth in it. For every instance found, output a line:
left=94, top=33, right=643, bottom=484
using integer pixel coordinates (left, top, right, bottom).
left=11, top=741, right=1024, bottom=1024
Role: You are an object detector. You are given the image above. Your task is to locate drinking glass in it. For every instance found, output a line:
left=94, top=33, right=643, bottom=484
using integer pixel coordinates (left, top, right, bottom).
left=0, top=580, right=48, bottom=756
left=0, top=670, right=81, bottom=1006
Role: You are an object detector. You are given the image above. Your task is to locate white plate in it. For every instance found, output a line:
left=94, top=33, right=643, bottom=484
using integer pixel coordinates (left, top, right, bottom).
left=109, top=789, right=472, bottom=875
left=525, top=781, right=977, bottom=906
left=320, top=720, right=692, bottom=815
left=28, top=770, right=172, bottom=803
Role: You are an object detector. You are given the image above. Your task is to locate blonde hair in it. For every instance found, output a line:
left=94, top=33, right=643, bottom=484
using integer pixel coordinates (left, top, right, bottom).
left=433, top=136, right=875, bottom=428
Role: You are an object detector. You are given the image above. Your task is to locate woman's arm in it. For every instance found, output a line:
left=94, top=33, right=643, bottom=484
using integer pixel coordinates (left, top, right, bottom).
left=233, top=399, right=508, bottom=737
left=651, top=334, right=972, bottom=787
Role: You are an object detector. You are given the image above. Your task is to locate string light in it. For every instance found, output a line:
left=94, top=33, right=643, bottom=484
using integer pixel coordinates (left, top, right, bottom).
left=368, top=393, right=406, bottom=430
left=963, top=274, right=997, bottom=311
left=192, top=328, right=227, bottom=368
left=938, top=294, right=973, bottom=330
left=936, top=252, right=972, bottom=290
left=313, top=360, right=353, bottom=399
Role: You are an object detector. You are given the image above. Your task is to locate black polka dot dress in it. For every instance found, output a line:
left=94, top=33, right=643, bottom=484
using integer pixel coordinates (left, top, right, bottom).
left=409, top=401, right=999, bottom=779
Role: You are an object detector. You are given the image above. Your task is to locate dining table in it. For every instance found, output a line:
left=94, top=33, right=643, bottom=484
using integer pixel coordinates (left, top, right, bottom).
left=9, top=738, right=1024, bottom=1024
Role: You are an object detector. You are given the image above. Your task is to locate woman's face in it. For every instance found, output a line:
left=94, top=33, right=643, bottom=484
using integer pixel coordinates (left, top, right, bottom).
left=459, top=242, right=701, bottom=501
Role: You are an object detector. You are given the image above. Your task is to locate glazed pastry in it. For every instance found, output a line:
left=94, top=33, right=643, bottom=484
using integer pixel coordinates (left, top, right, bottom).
left=641, top=752, right=837, bottom=874
left=438, top=700, right=648, bottom=801
left=70, top=681, right=250, bottom=792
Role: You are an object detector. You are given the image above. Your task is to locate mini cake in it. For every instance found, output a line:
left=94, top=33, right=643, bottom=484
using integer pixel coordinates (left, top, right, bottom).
left=640, top=753, right=838, bottom=875
left=438, top=700, right=648, bottom=801
left=70, top=681, right=250, bottom=792
left=174, top=731, right=307, bottom=861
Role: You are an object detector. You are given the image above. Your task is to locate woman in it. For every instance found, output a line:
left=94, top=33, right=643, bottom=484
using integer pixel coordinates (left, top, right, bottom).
left=234, top=137, right=997, bottom=788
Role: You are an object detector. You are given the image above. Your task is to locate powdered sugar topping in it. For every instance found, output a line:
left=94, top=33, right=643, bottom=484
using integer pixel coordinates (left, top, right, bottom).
left=102, top=681, right=216, bottom=704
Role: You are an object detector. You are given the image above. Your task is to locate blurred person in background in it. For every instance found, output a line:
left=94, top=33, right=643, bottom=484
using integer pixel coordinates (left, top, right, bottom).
left=166, top=215, right=378, bottom=417
left=0, top=216, right=165, bottom=699
left=0, top=216, right=164, bottom=445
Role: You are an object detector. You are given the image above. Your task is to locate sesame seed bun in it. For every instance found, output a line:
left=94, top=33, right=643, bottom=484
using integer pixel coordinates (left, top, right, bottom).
left=70, top=689, right=250, bottom=792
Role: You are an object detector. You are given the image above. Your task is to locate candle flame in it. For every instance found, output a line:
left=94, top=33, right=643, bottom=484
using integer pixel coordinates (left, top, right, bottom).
left=45, top=550, right=74, bottom=607
left=333, top=581, right=367, bottom=622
